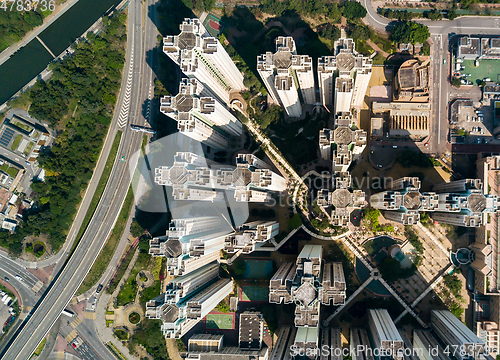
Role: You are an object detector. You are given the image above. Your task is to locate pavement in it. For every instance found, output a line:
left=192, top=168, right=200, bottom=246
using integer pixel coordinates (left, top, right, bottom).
left=0, top=0, right=153, bottom=357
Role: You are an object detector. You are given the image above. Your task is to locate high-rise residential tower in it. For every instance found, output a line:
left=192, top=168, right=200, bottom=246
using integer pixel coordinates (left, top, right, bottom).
left=155, top=152, right=286, bottom=202
left=160, top=79, right=243, bottom=150
left=145, top=262, right=233, bottom=338
left=257, top=37, right=315, bottom=118
left=318, top=38, right=372, bottom=113
left=164, top=18, right=245, bottom=104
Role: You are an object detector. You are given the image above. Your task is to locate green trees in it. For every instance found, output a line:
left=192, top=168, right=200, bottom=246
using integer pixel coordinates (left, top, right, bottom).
left=347, top=23, right=370, bottom=41
left=0, top=10, right=44, bottom=52
left=317, top=24, right=341, bottom=42
left=379, top=9, right=416, bottom=21
left=288, top=213, right=302, bottom=229
left=341, top=1, right=367, bottom=20
left=380, top=257, right=402, bottom=282
left=424, top=9, right=443, bottom=21
left=1, top=13, right=127, bottom=253
left=130, top=220, right=144, bottom=238
left=390, top=21, right=430, bottom=45
left=259, top=0, right=365, bottom=21
left=452, top=77, right=462, bottom=88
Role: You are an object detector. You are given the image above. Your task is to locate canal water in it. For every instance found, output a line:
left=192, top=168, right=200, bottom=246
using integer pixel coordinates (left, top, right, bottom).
left=0, top=0, right=123, bottom=105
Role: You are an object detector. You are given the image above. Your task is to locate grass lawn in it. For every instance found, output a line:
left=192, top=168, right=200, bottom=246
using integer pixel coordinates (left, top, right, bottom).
left=107, top=247, right=135, bottom=294
left=11, top=134, right=22, bottom=151
left=24, top=142, right=34, bottom=155
left=140, top=280, right=161, bottom=305
left=77, top=185, right=134, bottom=295
left=6, top=167, right=18, bottom=178
left=0, top=163, right=8, bottom=172
left=116, top=271, right=138, bottom=306
left=12, top=120, right=32, bottom=133
left=33, top=338, right=46, bottom=356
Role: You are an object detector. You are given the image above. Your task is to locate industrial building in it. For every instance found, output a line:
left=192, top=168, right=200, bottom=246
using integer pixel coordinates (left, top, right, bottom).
left=318, top=38, right=372, bottom=113
left=257, top=36, right=315, bottom=118
left=431, top=310, right=486, bottom=360
left=145, top=262, right=233, bottom=338
left=154, top=152, right=286, bottom=203
left=164, top=18, right=245, bottom=104
left=160, top=79, right=242, bottom=150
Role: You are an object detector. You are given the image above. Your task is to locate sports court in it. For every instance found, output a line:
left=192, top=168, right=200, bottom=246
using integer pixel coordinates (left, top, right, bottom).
left=205, top=312, right=235, bottom=330
left=239, top=285, right=269, bottom=302
left=462, top=58, right=500, bottom=85
left=202, top=13, right=224, bottom=38
left=242, top=259, right=274, bottom=279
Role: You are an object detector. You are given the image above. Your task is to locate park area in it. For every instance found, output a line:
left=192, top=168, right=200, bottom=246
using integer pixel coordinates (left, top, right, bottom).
left=205, top=312, right=235, bottom=330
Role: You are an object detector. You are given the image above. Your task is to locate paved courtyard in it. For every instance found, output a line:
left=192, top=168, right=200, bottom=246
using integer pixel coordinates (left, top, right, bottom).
left=461, top=58, right=500, bottom=85
left=393, top=224, right=451, bottom=303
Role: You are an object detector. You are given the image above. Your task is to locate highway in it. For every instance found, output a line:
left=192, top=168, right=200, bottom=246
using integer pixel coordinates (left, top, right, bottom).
left=360, top=0, right=500, bottom=156
left=0, top=0, right=148, bottom=357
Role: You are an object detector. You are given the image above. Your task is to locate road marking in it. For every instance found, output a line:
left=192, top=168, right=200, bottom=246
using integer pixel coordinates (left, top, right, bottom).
left=70, top=317, right=82, bottom=328
left=65, top=330, right=78, bottom=343
left=84, top=311, right=96, bottom=320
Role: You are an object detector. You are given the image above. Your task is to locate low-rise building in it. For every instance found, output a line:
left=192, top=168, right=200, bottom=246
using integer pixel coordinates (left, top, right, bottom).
left=239, top=311, right=264, bottom=350
left=372, top=101, right=430, bottom=138
left=394, top=59, right=430, bottom=102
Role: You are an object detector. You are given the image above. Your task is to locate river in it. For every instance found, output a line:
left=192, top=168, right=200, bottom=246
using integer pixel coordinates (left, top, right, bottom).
left=0, top=0, right=124, bottom=105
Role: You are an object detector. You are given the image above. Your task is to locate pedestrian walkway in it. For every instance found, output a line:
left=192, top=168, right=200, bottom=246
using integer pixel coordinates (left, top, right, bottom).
left=323, top=276, right=374, bottom=326
left=416, top=223, right=449, bottom=255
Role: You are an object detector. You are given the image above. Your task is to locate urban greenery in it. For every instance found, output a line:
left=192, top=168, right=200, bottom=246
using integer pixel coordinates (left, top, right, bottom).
left=389, top=21, right=430, bottom=45
left=0, top=10, right=44, bottom=52
left=128, top=318, right=169, bottom=360
left=1, top=13, right=127, bottom=254
left=397, top=150, right=433, bottom=168
left=288, top=213, right=302, bottom=229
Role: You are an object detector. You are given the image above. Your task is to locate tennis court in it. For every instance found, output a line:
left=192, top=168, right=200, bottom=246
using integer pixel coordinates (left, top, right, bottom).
left=240, top=286, right=269, bottom=302
left=205, top=312, right=235, bottom=330
left=202, top=13, right=224, bottom=37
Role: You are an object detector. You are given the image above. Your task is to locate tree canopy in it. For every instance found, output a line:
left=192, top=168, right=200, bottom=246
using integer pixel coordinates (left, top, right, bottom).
left=2, top=13, right=127, bottom=254
left=390, top=21, right=430, bottom=45
left=342, top=1, right=367, bottom=20
left=317, top=23, right=341, bottom=42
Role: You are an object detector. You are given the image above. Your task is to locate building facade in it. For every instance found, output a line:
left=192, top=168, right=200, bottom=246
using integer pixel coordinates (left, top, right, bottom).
left=164, top=18, right=245, bottom=104
left=145, top=262, right=233, bottom=338
left=257, top=37, right=315, bottom=118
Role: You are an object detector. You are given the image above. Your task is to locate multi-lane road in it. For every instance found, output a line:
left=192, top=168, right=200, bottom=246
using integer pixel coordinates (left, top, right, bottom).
left=360, top=0, right=500, bottom=155
left=0, top=0, right=155, bottom=357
